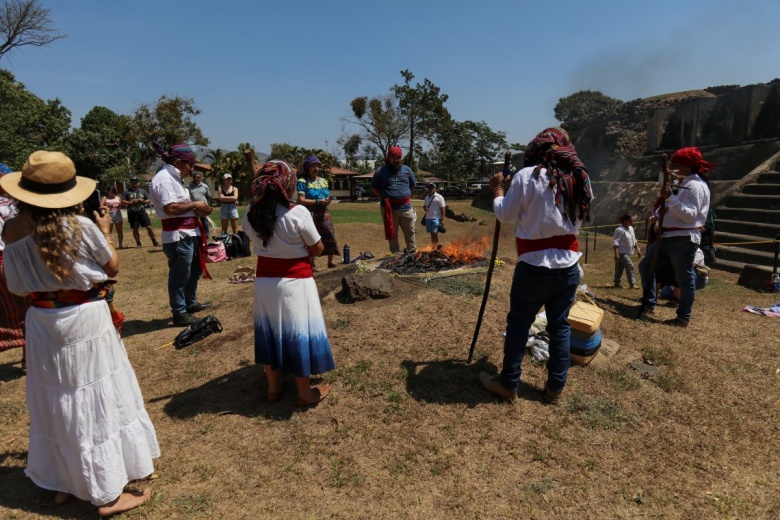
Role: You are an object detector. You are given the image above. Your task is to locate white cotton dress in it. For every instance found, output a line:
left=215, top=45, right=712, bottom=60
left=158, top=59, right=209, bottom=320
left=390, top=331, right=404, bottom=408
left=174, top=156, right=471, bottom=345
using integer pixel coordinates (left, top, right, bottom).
left=242, top=205, right=335, bottom=377
left=3, top=216, right=159, bottom=506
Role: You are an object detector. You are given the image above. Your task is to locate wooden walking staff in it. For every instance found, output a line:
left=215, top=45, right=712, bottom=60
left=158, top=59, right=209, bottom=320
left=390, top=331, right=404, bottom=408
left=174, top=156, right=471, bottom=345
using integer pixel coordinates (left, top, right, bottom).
left=468, top=151, right=513, bottom=363
left=635, top=153, right=671, bottom=319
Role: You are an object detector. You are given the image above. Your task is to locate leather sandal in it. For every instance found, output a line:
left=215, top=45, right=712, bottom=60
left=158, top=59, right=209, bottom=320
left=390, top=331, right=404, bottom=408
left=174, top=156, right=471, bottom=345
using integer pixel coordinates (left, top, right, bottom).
left=297, top=384, right=331, bottom=407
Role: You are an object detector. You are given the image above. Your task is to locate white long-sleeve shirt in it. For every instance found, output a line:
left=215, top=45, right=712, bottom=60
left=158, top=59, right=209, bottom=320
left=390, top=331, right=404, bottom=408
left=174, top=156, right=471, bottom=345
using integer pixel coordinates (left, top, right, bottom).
left=612, top=225, right=638, bottom=255
left=493, top=166, right=583, bottom=269
left=662, top=174, right=710, bottom=244
left=149, top=164, right=199, bottom=243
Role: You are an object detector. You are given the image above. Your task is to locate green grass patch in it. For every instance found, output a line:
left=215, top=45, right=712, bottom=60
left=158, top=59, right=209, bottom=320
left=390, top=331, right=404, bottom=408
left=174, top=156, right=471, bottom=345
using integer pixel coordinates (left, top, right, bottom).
left=565, top=394, right=633, bottom=430
left=328, top=207, right=380, bottom=224
left=428, top=277, right=484, bottom=297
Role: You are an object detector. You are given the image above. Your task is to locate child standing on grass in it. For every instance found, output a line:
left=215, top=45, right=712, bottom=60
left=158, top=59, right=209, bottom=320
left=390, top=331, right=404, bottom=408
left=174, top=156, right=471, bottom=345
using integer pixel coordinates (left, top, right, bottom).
left=612, top=213, right=642, bottom=288
left=242, top=160, right=335, bottom=407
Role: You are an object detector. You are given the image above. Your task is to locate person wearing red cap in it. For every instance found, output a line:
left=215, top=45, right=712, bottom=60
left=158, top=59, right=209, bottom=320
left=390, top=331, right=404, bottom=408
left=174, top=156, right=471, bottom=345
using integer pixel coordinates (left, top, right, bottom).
left=370, top=146, right=417, bottom=253
left=638, top=147, right=712, bottom=327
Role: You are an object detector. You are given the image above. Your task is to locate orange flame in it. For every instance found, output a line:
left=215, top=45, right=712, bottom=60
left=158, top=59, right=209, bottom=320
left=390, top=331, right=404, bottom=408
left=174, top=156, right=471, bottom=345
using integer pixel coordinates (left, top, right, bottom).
left=417, top=235, right=489, bottom=263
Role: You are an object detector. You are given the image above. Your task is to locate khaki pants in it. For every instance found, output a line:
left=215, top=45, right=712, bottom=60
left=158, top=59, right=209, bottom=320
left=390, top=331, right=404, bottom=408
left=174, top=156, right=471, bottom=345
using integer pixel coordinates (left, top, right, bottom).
left=389, top=208, right=417, bottom=253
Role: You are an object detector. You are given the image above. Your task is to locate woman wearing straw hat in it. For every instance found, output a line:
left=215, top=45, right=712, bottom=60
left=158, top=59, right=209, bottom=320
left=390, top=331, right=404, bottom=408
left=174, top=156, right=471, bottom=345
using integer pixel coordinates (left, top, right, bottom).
left=0, top=151, right=159, bottom=516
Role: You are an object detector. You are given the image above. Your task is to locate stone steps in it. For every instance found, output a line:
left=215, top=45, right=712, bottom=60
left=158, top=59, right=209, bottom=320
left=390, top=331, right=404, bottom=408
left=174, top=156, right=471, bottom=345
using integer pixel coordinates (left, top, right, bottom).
left=715, top=231, right=779, bottom=253
left=715, top=207, right=780, bottom=224
left=743, top=183, right=780, bottom=195
left=716, top=218, right=780, bottom=239
left=757, top=171, right=780, bottom=183
left=710, top=258, right=747, bottom=274
left=715, top=245, right=777, bottom=266
left=721, top=193, right=780, bottom=210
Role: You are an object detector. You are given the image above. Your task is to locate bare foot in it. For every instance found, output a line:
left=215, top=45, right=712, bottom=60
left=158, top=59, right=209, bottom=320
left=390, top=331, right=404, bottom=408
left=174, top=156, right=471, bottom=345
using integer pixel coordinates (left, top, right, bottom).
left=97, top=489, right=151, bottom=517
left=297, top=384, right=331, bottom=407
left=54, top=491, right=72, bottom=505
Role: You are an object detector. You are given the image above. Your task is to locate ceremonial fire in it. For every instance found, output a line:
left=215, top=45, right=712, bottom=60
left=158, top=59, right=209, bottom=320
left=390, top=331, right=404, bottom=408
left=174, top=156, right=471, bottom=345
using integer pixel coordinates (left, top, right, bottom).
left=379, top=236, right=490, bottom=274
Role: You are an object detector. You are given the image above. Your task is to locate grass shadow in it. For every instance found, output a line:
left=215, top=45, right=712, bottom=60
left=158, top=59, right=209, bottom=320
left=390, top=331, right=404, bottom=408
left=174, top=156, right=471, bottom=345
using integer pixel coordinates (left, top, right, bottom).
left=0, top=359, right=24, bottom=384
left=597, top=295, right=654, bottom=321
left=0, top=452, right=96, bottom=519
left=160, top=365, right=295, bottom=421
left=401, top=357, right=538, bottom=407
left=121, top=318, right=173, bottom=339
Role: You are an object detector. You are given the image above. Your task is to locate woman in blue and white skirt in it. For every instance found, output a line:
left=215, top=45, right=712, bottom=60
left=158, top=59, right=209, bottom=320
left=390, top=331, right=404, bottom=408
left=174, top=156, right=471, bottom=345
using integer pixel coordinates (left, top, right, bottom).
left=242, top=160, right=335, bottom=407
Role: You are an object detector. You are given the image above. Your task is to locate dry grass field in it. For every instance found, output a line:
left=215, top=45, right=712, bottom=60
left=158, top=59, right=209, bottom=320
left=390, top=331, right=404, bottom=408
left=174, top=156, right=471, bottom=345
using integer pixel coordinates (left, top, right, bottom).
left=1, top=200, right=779, bottom=519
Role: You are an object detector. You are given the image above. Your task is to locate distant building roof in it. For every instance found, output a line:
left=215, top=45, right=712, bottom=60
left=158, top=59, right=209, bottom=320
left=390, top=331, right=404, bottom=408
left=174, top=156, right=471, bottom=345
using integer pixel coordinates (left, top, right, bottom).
left=330, top=167, right=361, bottom=176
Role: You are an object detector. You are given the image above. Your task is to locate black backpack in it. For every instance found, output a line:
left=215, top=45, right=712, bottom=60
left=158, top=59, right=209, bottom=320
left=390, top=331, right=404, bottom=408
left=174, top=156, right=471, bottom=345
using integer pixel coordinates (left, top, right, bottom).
left=220, top=232, right=251, bottom=259
left=236, top=231, right=252, bottom=257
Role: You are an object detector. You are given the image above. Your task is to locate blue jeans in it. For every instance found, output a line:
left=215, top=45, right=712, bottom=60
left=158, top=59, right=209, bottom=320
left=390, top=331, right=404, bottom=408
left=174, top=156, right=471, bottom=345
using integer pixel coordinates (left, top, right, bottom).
left=500, top=262, right=580, bottom=393
left=614, top=253, right=636, bottom=286
left=639, top=236, right=698, bottom=323
left=162, top=236, right=203, bottom=315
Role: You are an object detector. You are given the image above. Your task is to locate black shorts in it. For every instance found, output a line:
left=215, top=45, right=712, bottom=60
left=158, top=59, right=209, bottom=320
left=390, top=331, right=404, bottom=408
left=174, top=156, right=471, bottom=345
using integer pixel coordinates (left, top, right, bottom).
left=127, top=210, right=151, bottom=229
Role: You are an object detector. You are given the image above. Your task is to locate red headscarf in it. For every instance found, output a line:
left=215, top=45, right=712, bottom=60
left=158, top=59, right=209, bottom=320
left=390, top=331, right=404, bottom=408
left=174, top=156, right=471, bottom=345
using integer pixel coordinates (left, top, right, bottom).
left=524, top=127, right=592, bottom=224
left=387, top=146, right=402, bottom=159
left=670, top=147, right=715, bottom=174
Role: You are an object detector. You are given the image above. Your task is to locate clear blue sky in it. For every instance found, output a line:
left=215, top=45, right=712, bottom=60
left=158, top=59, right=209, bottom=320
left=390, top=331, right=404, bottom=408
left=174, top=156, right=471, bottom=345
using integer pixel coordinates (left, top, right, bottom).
left=4, top=0, right=779, bottom=158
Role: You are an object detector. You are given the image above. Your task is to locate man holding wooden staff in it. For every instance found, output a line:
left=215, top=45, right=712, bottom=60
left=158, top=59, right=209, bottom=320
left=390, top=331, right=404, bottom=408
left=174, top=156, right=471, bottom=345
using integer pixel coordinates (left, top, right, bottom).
left=478, top=127, right=591, bottom=405
left=638, top=147, right=711, bottom=328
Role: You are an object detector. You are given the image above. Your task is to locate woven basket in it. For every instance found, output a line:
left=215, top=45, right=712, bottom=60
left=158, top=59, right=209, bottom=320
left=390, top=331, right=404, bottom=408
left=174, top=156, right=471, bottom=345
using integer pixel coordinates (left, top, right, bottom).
left=568, top=290, right=603, bottom=334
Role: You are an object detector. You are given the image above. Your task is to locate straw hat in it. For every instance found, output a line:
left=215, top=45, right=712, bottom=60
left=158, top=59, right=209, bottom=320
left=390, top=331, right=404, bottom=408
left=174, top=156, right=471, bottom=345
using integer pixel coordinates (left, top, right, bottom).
left=0, top=151, right=96, bottom=209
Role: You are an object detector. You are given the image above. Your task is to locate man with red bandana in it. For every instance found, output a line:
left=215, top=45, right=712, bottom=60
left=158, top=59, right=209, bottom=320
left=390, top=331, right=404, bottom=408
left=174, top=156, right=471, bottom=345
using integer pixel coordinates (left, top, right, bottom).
left=478, top=127, right=592, bottom=405
left=370, top=147, right=417, bottom=254
left=638, top=147, right=712, bottom=327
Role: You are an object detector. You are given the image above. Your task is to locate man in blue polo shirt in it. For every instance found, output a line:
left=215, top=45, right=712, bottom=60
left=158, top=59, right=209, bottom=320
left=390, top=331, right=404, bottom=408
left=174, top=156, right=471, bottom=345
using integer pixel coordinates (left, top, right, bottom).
left=370, top=147, right=417, bottom=254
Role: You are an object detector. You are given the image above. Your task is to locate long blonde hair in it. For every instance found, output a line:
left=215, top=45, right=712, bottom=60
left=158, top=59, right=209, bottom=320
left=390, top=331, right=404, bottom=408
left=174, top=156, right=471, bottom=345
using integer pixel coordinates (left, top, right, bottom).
left=19, top=202, right=83, bottom=283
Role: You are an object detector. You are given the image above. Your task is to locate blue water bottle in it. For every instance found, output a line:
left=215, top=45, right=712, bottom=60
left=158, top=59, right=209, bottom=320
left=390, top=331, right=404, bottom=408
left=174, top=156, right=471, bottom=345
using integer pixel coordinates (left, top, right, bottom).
left=343, top=244, right=350, bottom=264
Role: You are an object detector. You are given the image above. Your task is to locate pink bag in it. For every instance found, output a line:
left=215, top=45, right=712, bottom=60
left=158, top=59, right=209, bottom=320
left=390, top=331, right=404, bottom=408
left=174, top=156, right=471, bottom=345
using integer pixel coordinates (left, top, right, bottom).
left=206, top=241, right=227, bottom=263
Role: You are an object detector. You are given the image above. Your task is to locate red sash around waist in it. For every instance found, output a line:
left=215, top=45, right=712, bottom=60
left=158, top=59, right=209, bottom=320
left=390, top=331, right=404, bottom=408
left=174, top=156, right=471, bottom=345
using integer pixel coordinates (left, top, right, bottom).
left=516, top=234, right=579, bottom=256
left=388, top=196, right=411, bottom=205
left=256, top=256, right=313, bottom=278
left=161, top=216, right=212, bottom=280
left=30, top=283, right=109, bottom=308
left=30, top=282, right=126, bottom=335
left=161, top=216, right=199, bottom=231
left=382, top=199, right=397, bottom=241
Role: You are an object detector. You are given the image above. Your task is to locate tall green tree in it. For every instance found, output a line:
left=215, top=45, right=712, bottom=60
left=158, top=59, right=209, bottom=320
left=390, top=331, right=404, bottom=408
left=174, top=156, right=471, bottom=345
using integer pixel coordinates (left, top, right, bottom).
left=554, top=90, right=623, bottom=130
left=127, top=94, right=209, bottom=171
left=66, top=106, right=136, bottom=182
left=0, top=0, right=65, bottom=62
left=391, top=69, right=449, bottom=170
left=422, top=120, right=507, bottom=182
left=0, top=68, right=70, bottom=167
left=270, top=143, right=338, bottom=176
left=338, top=133, right=362, bottom=169
left=343, top=93, right=408, bottom=160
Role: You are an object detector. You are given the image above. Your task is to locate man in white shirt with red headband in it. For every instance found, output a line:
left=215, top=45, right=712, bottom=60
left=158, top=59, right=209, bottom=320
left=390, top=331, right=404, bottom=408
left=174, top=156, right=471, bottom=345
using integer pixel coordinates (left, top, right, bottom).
left=478, top=127, right=592, bottom=406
